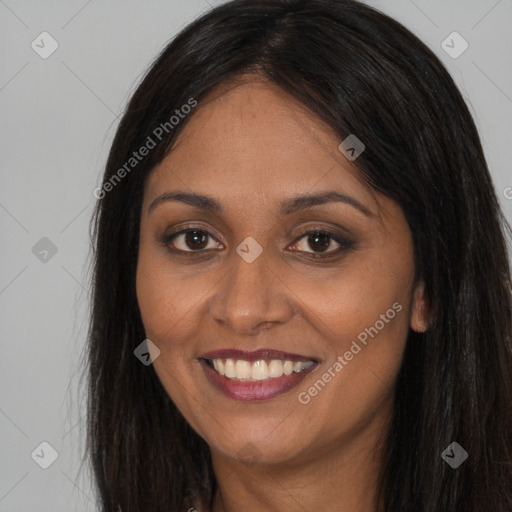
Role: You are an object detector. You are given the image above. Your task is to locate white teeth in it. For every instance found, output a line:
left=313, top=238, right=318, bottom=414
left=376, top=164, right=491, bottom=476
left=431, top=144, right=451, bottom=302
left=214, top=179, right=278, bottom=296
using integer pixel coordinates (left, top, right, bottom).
left=235, top=359, right=252, bottom=379
left=251, top=360, right=268, bottom=380
left=209, top=358, right=314, bottom=381
left=224, top=358, right=236, bottom=378
left=283, top=360, right=294, bottom=376
left=268, top=359, right=284, bottom=378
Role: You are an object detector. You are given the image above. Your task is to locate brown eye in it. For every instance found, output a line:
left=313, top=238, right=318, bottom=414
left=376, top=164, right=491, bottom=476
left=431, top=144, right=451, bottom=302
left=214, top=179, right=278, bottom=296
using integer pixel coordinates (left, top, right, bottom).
left=290, top=229, right=353, bottom=258
left=183, top=229, right=208, bottom=250
left=307, top=232, right=331, bottom=252
left=164, top=228, right=221, bottom=252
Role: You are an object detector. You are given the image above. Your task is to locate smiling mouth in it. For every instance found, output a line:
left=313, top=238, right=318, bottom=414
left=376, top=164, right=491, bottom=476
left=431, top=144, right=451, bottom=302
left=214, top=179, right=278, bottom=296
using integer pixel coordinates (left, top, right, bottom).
left=203, top=358, right=315, bottom=381
left=198, top=348, right=319, bottom=401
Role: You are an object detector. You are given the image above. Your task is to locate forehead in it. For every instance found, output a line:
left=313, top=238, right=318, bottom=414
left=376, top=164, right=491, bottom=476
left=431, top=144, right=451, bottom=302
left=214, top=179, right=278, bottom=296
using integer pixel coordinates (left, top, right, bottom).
left=144, top=77, right=374, bottom=214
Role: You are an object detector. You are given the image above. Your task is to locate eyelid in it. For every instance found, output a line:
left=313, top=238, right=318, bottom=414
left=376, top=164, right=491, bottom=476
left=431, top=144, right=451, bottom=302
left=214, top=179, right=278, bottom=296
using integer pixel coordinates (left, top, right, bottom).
left=292, top=224, right=352, bottom=241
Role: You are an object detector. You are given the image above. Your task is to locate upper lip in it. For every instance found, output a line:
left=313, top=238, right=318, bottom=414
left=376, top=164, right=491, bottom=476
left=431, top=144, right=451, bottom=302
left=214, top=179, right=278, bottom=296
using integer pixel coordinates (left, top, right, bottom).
left=199, top=348, right=318, bottom=363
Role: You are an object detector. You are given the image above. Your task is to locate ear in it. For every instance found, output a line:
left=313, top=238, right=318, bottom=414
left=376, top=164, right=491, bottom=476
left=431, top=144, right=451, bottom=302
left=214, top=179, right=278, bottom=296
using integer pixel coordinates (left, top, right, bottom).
left=410, top=281, right=429, bottom=333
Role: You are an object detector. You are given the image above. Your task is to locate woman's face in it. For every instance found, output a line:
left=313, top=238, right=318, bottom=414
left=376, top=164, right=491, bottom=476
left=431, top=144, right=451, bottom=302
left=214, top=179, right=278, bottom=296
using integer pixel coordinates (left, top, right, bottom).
left=136, top=77, right=428, bottom=466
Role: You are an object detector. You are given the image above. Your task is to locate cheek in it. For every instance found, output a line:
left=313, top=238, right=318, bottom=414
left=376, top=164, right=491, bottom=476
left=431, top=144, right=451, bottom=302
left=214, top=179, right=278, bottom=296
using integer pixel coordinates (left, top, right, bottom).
left=135, top=250, right=207, bottom=420
left=136, top=248, right=204, bottom=345
left=289, top=257, right=411, bottom=352
left=288, top=257, right=412, bottom=420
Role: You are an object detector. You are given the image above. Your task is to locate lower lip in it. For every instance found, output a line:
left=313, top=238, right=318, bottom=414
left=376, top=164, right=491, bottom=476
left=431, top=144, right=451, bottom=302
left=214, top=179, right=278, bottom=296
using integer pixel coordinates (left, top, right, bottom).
left=199, top=359, right=317, bottom=401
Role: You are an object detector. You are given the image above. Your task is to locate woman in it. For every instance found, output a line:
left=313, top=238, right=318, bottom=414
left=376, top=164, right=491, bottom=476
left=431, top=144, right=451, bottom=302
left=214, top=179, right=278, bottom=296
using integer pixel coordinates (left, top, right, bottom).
left=86, top=0, right=512, bottom=510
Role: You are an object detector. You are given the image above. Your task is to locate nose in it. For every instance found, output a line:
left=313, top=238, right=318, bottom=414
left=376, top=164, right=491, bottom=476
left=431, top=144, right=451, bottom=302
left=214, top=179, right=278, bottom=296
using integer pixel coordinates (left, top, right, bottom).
left=208, top=245, right=294, bottom=335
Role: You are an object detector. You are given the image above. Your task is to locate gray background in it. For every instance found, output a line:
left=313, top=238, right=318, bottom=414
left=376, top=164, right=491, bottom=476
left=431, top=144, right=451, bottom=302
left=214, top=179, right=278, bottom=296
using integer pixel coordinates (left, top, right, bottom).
left=1, top=0, right=511, bottom=510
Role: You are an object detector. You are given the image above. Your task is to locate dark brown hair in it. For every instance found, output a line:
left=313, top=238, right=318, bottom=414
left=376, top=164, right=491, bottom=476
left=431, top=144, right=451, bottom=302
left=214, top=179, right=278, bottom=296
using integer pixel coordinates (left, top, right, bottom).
left=85, top=0, right=512, bottom=510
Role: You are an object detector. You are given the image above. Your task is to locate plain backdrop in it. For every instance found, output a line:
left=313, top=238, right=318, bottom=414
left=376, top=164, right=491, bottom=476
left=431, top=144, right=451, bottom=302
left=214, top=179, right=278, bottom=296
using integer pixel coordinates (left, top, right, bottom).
left=1, top=0, right=511, bottom=510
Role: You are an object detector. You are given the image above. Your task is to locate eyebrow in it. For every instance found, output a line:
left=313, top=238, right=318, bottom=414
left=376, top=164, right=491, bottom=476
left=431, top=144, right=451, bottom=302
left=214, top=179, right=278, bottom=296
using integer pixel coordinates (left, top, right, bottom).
left=147, top=190, right=374, bottom=218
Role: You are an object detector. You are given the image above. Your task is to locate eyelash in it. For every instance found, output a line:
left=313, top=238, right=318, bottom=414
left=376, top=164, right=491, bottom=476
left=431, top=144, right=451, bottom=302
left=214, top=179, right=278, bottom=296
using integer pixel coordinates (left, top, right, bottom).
left=161, top=225, right=354, bottom=260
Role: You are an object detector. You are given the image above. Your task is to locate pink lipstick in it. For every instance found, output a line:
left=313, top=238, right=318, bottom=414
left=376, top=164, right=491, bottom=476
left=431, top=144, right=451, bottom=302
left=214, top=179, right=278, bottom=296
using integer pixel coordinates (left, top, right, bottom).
left=199, top=349, right=319, bottom=401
